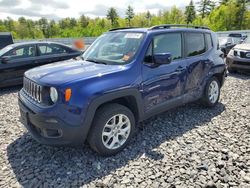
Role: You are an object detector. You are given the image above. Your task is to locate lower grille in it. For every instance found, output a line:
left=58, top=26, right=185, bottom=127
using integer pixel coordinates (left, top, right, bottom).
left=239, top=51, right=250, bottom=59
left=234, top=61, right=250, bottom=66
left=23, top=77, right=42, bottom=103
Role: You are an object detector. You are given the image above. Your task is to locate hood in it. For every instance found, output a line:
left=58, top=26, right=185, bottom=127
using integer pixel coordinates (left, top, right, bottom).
left=25, top=59, right=126, bottom=86
left=234, top=43, right=250, bottom=51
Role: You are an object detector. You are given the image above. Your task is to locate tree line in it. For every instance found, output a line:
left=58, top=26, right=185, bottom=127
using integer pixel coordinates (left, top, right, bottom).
left=0, top=0, right=249, bottom=39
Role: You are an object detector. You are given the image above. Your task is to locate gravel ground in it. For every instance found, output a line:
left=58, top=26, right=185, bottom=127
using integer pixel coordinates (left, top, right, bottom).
left=0, top=74, right=250, bottom=188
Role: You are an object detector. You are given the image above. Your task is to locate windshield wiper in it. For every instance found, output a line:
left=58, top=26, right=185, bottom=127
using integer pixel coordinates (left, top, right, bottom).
left=85, top=58, right=107, bottom=65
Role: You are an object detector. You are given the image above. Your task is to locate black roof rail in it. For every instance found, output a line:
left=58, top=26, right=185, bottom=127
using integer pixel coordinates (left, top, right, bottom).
left=109, top=27, right=139, bottom=31
left=149, top=24, right=210, bottom=30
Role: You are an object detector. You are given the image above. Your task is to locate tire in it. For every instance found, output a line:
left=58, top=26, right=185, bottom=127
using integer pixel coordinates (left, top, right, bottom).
left=227, top=67, right=236, bottom=74
left=201, top=77, right=220, bottom=107
left=87, top=103, right=135, bottom=156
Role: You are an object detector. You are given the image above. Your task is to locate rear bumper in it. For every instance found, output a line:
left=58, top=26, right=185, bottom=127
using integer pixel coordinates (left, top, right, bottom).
left=226, top=56, right=250, bottom=71
left=18, top=97, right=86, bottom=146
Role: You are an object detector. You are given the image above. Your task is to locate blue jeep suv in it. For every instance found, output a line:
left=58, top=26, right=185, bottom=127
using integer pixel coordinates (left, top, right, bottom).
left=18, top=25, right=226, bottom=156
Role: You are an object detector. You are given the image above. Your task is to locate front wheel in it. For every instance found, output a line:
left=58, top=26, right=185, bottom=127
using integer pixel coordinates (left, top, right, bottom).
left=87, top=103, right=135, bottom=156
left=201, top=77, right=221, bottom=107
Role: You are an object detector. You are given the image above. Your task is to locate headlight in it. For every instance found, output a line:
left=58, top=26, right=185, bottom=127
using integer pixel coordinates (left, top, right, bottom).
left=228, top=49, right=234, bottom=56
left=50, top=87, right=58, bottom=103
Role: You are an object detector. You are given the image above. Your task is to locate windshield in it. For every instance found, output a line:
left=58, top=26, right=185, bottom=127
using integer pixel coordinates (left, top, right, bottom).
left=0, top=46, right=13, bottom=56
left=232, top=37, right=241, bottom=44
left=218, top=37, right=229, bottom=45
left=244, top=37, right=250, bottom=44
left=82, top=32, right=145, bottom=65
left=228, top=33, right=242, bottom=38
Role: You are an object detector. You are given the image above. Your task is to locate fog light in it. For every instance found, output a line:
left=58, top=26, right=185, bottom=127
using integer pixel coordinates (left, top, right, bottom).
left=45, top=118, right=58, bottom=123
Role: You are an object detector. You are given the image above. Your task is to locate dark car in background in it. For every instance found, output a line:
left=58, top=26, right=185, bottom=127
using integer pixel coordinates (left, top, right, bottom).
left=228, top=33, right=247, bottom=41
left=0, top=32, right=14, bottom=50
left=218, top=37, right=241, bottom=56
left=0, top=41, right=81, bottom=88
left=226, top=37, right=250, bottom=73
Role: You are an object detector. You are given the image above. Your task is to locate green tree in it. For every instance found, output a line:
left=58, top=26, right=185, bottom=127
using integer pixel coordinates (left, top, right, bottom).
left=198, top=0, right=215, bottom=18
left=79, top=14, right=89, bottom=28
left=146, top=11, right=152, bottom=26
left=69, top=18, right=77, bottom=28
left=219, top=0, right=230, bottom=5
left=38, top=17, right=49, bottom=38
left=125, top=5, right=135, bottom=26
left=4, top=17, right=15, bottom=31
left=107, top=7, right=119, bottom=27
left=185, top=0, right=196, bottom=24
left=169, top=6, right=185, bottom=24
left=207, top=1, right=238, bottom=31
left=234, top=0, right=249, bottom=29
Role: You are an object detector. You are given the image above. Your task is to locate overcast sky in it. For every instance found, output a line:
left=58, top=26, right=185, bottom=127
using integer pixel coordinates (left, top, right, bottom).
left=0, top=0, right=199, bottom=20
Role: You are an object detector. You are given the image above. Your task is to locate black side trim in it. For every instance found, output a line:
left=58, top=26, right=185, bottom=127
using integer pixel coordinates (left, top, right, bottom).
left=81, top=88, right=144, bottom=142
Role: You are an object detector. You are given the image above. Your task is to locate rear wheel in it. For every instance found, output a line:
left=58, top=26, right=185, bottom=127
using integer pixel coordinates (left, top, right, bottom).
left=87, top=103, right=135, bottom=156
left=201, top=77, right=220, bottom=107
left=227, top=67, right=236, bottom=74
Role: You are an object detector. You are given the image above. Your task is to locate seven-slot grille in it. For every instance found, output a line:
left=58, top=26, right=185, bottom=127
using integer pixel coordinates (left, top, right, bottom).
left=23, top=77, right=42, bottom=103
left=239, top=51, right=250, bottom=59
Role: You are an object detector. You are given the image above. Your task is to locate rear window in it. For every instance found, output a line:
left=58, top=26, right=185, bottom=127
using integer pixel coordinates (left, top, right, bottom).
left=185, top=33, right=206, bottom=57
left=38, top=44, right=68, bottom=55
left=228, top=34, right=242, bottom=38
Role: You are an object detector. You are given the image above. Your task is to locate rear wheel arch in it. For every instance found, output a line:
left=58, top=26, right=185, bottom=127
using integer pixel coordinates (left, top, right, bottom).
left=213, top=72, right=225, bottom=88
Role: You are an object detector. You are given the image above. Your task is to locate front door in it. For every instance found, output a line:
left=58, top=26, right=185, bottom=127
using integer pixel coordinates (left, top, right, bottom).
left=142, top=32, right=187, bottom=114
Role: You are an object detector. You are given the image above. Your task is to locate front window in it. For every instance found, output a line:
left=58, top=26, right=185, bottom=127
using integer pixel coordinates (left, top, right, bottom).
left=82, top=32, right=145, bottom=65
left=5, top=45, right=36, bottom=60
left=154, top=33, right=182, bottom=60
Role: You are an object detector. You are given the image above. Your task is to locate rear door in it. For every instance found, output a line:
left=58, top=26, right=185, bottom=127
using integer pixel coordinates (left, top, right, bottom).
left=184, top=32, right=213, bottom=99
left=0, top=44, right=37, bottom=86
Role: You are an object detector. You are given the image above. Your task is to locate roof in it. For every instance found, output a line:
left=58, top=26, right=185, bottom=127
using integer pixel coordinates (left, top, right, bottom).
left=109, top=25, right=212, bottom=34
left=9, top=41, right=69, bottom=47
left=110, top=27, right=212, bottom=34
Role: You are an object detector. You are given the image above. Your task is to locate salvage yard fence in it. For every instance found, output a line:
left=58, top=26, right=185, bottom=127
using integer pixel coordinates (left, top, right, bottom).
left=14, top=30, right=250, bottom=46
left=14, top=37, right=97, bottom=45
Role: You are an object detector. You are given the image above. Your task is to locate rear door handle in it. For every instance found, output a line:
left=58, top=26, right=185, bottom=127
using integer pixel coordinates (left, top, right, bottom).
left=175, top=66, right=186, bottom=72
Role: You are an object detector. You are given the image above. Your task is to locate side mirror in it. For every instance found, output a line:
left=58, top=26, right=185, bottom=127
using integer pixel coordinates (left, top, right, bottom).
left=226, top=42, right=232, bottom=46
left=1, top=56, right=10, bottom=64
left=153, top=53, right=172, bottom=65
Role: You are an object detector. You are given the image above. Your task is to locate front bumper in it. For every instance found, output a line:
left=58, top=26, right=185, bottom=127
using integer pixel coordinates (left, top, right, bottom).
left=226, top=55, right=250, bottom=71
left=18, top=97, right=86, bottom=146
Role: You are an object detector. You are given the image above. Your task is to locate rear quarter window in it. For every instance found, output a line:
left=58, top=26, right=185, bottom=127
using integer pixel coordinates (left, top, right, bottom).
left=205, top=33, right=213, bottom=50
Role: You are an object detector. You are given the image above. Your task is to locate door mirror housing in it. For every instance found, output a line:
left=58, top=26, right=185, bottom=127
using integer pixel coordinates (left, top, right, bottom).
left=153, top=53, right=172, bottom=65
left=226, top=42, right=232, bottom=46
left=1, top=56, right=10, bottom=64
